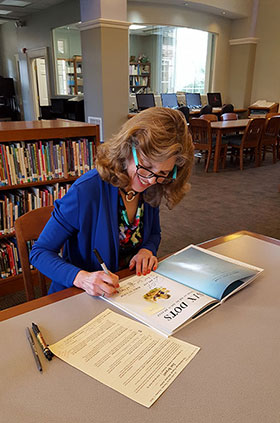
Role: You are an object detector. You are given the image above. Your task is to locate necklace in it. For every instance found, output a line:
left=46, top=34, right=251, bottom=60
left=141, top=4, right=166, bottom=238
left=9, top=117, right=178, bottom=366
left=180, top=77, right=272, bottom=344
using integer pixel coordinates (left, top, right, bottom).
left=120, top=188, right=138, bottom=202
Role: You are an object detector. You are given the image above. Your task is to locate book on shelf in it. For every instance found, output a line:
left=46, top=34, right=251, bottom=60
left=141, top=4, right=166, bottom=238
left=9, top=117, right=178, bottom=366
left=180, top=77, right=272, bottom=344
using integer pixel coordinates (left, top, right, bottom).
left=102, top=244, right=263, bottom=336
left=0, top=138, right=96, bottom=187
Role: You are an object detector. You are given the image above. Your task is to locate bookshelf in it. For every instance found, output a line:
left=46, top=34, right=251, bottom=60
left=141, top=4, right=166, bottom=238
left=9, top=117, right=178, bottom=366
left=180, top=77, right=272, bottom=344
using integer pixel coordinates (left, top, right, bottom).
left=129, top=62, right=151, bottom=93
left=73, top=56, right=83, bottom=95
left=0, top=119, right=99, bottom=296
left=57, top=57, right=83, bottom=95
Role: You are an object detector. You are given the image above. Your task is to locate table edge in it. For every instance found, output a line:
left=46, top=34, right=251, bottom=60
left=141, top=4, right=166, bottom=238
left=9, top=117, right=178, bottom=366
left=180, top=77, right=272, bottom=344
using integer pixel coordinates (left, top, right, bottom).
left=1, top=231, right=278, bottom=321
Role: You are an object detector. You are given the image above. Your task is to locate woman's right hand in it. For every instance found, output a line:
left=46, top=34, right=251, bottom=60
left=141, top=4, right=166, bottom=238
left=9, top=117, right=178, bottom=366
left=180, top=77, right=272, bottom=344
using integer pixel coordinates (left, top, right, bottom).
left=73, top=270, right=119, bottom=297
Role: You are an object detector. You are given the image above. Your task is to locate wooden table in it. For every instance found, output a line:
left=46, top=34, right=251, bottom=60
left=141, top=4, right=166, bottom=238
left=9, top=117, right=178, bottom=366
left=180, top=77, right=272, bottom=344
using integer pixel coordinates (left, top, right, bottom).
left=211, top=118, right=249, bottom=172
left=128, top=108, right=247, bottom=120
left=1, top=231, right=280, bottom=423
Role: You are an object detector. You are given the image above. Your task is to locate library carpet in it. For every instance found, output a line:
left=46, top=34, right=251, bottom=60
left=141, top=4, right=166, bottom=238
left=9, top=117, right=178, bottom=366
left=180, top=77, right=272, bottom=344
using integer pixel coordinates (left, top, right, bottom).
left=1, top=158, right=280, bottom=310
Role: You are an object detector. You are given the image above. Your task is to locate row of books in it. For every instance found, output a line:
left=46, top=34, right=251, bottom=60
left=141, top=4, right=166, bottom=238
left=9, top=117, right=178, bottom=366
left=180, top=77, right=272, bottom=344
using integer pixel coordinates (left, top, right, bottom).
left=0, top=183, right=72, bottom=235
left=0, top=237, right=35, bottom=279
left=129, top=76, right=149, bottom=87
left=129, top=64, right=150, bottom=75
left=0, top=138, right=96, bottom=187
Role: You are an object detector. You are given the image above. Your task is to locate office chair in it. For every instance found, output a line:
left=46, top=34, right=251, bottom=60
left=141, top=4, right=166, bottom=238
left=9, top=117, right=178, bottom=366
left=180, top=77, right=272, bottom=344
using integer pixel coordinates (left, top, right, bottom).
left=199, top=105, right=212, bottom=116
left=177, top=106, right=190, bottom=123
left=15, top=206, right=54, bottom=301
left=220, top=104, right=234, bottom=116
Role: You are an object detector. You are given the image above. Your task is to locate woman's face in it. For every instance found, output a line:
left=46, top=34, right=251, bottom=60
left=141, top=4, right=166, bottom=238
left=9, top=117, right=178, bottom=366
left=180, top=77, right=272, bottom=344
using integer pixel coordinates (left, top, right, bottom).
left=126, top=151, right=176, bottom=192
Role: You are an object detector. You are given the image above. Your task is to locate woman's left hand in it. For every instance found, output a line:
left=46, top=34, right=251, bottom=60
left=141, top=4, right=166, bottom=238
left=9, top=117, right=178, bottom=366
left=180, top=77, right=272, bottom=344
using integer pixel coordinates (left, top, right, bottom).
left=129, top=248, right=158, bottom=276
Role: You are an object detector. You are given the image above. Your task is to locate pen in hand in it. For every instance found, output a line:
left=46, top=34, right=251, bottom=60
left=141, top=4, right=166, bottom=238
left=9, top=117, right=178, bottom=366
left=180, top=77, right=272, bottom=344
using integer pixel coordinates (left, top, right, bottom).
left=26, top=327, right=42, bottom=373
left=32, top=323, right=54, bottom=361
left=93, top=248, right=119, bottom=294
left=93, top=248, right=109, bottom=275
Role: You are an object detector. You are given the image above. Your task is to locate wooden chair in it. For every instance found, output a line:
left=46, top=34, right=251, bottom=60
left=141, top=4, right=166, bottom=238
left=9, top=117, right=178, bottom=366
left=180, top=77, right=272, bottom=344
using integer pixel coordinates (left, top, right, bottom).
left=14, top=205, right=54, bottom=301
left=220, top=113, right=238, bottom=121
left=220, top=113, right=239, bottom=148
left=259, top=116, right=280, bottom=165
left=228, top=118, right=266, bottom=170
left=200, top=114, right=218, bottom=122
left=266, top=112, right=280, bottom=119
left=189, top=118, right=227, bottom=172
left=264, top=113, right=280, bottom=160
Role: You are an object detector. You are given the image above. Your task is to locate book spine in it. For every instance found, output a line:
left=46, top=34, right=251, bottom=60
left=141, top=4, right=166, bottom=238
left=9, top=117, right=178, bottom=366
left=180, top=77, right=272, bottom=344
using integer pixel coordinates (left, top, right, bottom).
left=0, top=146, right=7, bottom=186
left=5, top=146, right=14, bottom=186
left=45, top=142, right=52, bottom=180
left=49, top=140, right=55, bottom=179
left=39, top=141, right=47, bottom=181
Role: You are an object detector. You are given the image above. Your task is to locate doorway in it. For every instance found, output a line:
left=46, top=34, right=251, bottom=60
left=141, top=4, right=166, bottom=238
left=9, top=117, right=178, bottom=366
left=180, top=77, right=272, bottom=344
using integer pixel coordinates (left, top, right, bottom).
left=27, top=47, right=51, bottom=120
left=31, top=58, right=49, bottom=119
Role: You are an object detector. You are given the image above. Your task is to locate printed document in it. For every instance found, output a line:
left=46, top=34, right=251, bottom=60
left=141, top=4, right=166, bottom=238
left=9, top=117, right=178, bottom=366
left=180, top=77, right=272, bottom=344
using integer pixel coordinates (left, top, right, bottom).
left=50, top=309, right=200, bottom=407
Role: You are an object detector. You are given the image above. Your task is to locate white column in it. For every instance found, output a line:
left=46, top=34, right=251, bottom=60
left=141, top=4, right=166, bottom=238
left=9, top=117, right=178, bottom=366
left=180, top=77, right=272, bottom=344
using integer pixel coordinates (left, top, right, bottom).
left=79, top=0, right=129, bottom=140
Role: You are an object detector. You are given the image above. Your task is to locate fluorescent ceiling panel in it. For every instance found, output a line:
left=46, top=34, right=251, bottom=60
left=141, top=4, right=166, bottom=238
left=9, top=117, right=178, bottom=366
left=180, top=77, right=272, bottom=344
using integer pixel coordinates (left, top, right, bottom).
left=1, top=0, right=31, bottom=5
left=0, top=9, right=11, bottom=14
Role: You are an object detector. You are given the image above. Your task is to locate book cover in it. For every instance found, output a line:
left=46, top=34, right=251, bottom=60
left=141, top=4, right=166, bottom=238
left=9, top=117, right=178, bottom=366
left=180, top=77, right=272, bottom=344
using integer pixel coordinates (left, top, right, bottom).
left=103, top=245, right=263, bottom=336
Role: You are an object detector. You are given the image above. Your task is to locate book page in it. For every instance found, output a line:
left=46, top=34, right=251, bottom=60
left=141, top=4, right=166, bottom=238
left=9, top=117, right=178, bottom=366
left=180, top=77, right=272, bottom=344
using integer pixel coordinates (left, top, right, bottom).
left=155, top=245, right=262, bottom=301
left=50, top=309, right=200, bottom=408
left=104, top=272, right=217, bottom=336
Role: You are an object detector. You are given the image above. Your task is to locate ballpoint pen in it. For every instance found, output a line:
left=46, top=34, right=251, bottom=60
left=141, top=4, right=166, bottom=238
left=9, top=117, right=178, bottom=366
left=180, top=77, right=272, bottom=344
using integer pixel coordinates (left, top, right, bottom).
left=32, top=323, right=54, bottom=361
left=26, top=327, right=42, bottom=372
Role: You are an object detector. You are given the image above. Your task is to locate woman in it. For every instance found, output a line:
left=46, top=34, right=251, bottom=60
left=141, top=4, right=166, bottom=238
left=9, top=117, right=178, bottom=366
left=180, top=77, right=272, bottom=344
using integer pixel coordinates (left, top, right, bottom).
left=30, top=107, right=194, bottom=298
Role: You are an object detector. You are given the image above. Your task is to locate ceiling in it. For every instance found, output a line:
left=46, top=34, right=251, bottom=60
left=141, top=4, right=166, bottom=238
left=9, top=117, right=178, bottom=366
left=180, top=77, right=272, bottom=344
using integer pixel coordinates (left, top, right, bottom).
left=0, top=0, right=65, bottom=22
left=0, top=0, right=249, bottom=25
left=128, top=0, right=250, bottom=19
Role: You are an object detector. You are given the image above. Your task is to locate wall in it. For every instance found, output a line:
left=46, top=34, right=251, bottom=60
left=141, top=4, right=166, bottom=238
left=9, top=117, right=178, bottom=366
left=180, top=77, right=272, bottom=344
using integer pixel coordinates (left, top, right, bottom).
left=250, top=0, right=280, bottom=103
left=127, top=2, right=232, bottom=102
left=0, top=0, right=80, bottom=120
left=53, top=28, right=82, bottom=59
left=130, top=33, right=158, bottom=92
left=0, top=22, right=18, bottom=80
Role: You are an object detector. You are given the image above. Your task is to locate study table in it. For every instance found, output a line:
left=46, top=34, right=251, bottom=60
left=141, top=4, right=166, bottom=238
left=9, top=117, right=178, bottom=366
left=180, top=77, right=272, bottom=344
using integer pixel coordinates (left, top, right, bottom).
left=211, top=118, right=249, bottom=172
left=128, top=107, right=247, bottom=119
left=1, top=231, right=280, bottom=422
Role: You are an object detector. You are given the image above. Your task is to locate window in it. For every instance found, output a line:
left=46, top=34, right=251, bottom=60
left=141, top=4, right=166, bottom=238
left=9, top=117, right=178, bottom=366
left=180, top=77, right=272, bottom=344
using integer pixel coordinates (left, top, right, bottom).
left=129, top=25, right=214, bottom=94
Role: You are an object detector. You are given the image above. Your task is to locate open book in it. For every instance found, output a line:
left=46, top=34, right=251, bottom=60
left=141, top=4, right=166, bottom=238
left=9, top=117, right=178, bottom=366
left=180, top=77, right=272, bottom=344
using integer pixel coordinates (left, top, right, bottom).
left=102, top=245, right=263, bottom=336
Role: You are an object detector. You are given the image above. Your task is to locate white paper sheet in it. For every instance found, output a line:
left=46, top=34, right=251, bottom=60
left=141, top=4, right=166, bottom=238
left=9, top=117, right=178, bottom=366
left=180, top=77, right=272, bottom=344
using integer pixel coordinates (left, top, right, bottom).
left=50, top=309, right=200, bottom=407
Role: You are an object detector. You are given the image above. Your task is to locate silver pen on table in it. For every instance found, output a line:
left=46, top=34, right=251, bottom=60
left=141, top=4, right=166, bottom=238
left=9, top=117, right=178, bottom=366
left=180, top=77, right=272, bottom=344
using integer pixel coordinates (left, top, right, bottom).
left=26, top=327, right=43, bottom=373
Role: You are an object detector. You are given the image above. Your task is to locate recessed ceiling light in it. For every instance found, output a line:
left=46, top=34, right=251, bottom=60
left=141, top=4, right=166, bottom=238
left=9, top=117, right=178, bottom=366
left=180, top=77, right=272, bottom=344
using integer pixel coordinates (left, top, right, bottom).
left=0, top=9, right=11, bottom=14
left=184, top=2, right=189, bottom=5
left=221, top=11, right=226, bottom=15
left=1, top=0, right=31, bottom=6
left=129, top=24, right=147, bottom=30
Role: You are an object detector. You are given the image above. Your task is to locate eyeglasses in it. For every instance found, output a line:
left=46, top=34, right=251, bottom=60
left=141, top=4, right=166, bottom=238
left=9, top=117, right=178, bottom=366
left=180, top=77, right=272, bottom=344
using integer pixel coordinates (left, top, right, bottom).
left=132, top=144, right=177, bottom=185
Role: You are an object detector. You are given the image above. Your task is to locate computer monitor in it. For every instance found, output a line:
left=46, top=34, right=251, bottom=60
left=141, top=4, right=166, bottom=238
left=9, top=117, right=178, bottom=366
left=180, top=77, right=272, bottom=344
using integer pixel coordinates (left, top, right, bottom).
left=136, top=93, right=155, bottom=111
left=161, top=93, right=178, bottom=109
left=185, top=92, right=202, bottom=109
left=207, top=92, right=222, bottom=107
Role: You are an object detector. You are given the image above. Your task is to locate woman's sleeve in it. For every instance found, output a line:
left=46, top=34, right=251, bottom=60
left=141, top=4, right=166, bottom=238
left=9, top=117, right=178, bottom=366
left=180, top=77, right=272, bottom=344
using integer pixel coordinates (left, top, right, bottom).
left=141, top=206, right=161, bottom=256
left=29, top=185, right=82, bottom=287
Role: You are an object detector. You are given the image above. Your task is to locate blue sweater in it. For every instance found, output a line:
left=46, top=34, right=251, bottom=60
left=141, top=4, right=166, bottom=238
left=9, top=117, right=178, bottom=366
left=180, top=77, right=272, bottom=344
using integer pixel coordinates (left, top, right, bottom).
left=30, top=169, right=161, bottom=294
